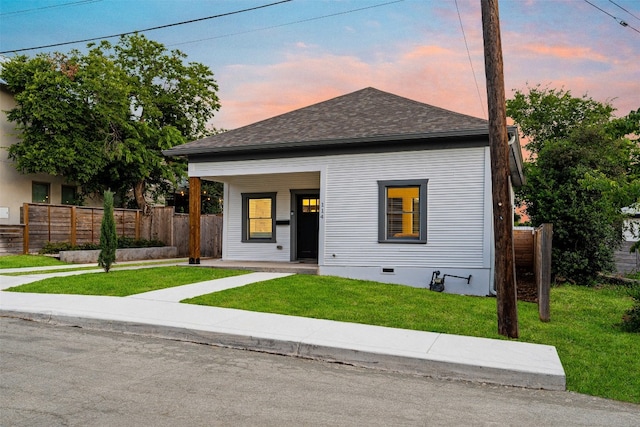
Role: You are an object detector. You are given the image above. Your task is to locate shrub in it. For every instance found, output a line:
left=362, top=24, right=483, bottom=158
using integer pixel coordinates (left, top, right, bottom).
left=39, top=241, right=75, bottom=254
left=98, top=191, right=117, bottom=272
left=621, top=284, right=640, bottom=333
left=38, top=238, right=164, bottom=255
left=116, top=236, right=165, bottom=248
left=39, top=241, right=101, bottom=254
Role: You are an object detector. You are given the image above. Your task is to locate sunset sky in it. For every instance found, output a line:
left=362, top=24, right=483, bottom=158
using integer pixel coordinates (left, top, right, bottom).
left=1, top=0, right=639, bottom=131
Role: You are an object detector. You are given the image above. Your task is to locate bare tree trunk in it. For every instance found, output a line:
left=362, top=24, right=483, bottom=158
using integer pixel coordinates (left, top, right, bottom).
left=133, top=180, right=148, bottom=213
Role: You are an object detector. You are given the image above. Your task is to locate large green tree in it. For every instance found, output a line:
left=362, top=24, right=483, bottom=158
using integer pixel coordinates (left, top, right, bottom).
left=506, top=84, right=615, bottom=155
left=507, top=85, right=639, bottom=284
left=0, top=34, right=220, bottom=209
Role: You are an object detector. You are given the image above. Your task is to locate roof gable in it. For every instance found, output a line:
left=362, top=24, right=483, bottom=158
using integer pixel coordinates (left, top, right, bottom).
left=164, top=87, right=489, bottom=156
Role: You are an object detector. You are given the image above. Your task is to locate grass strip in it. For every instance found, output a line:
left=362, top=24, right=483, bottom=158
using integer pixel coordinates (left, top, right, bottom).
left=183, top=275, right=639, bottom=404
left=3, top=260, right=188, bottom=276
left=0, top=255, right=68, bottom=269
left=5, top=267, right=248, bottom=296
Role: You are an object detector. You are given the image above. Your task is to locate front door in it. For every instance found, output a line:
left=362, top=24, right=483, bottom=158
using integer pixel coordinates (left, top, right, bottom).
left=295, top=193, right=319, bottom=260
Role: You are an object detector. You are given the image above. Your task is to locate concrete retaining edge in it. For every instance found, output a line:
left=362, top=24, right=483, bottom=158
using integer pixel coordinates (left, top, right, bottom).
left=59, top=247, right=178, bottom=263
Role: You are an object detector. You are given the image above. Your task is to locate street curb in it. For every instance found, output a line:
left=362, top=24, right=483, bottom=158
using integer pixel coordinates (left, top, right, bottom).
left=1, top=309, right=566, bottom=391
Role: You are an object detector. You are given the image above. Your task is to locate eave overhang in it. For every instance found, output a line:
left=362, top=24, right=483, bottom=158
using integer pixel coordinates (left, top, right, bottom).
left=163, top=126, right=526, bottom=187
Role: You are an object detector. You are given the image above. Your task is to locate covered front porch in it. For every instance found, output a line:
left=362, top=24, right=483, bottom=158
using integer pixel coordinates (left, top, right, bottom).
left=186, top=170, right=322, bottom=266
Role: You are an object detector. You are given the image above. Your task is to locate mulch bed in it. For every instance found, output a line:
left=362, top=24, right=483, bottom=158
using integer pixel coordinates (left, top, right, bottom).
left=516, top=268, right=537, bottom=303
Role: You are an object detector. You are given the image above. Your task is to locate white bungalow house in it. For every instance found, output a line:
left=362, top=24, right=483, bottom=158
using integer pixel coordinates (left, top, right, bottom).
left=164, top=88, right=525, bottom=296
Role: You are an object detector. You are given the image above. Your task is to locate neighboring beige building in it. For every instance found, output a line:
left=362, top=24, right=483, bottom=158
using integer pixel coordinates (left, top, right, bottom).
left=0, top=80, right=99, bottom=226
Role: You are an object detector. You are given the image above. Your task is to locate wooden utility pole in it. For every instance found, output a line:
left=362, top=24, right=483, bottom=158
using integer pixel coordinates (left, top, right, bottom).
left=481, top=0, right=519, bottom=338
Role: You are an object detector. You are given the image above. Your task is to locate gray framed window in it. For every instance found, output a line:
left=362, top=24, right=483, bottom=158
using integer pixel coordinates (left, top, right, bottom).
left=378, top=180, right=428, bottom=243
left=242, top=192, right=276, bottom=242
left=61, top=185, right=77, bottom=205
left=32, top=182, right=50, bottom=204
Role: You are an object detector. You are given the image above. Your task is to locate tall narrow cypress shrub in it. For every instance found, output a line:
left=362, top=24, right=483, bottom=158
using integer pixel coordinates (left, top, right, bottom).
left=98, top=191, right=117, bottom=272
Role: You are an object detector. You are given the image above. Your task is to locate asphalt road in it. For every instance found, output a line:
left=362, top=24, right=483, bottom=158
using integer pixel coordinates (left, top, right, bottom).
left=1, top=317, right=638, bottom=426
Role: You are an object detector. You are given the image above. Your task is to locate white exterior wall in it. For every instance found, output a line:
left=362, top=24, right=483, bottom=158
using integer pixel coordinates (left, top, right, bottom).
left=191, top=145, right=494, bottom=296
left=224, top=172, right=321, bottom=262
left=0, top=87, right=100, bottom=225
left=623, top=218, right=639, bottom=242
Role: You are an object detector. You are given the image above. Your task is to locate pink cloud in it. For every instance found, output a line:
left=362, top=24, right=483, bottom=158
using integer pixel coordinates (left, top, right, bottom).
left=213, top=45, right=489, bottom=130
left=211, top=30, right=639, bottom=131
left=520, top=43, right=608, bottom=62
left=402, top=45, right=451, bottom=60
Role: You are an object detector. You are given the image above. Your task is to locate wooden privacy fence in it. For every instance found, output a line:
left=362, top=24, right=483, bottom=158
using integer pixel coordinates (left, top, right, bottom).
left=173, top=213, right=222, bottom=259
left=514, top=224, right=553, bottom=321
left=20, top=203, right=222, bottom=258
left=22, top=203, right=139, bottom=251
left=0, top=224, right=24, bottom=255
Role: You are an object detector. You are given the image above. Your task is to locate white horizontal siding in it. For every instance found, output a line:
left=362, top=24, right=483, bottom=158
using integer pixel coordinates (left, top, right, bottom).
left=323, top=148, right=487, bottom=268
left=195, top=147, right=489, bottom=270
left=223, top=172, right=320, bottom=261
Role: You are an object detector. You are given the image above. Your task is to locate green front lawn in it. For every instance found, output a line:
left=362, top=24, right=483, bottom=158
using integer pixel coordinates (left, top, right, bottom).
left=184, top=275, right=640, bottom=404
left=5, top=267, right=247, bottom=296
left=0, top=255, right=68, bottom=269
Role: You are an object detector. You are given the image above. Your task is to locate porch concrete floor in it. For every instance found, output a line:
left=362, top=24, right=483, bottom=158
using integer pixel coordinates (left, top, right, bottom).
left=194, top=258, right=318, bottom=275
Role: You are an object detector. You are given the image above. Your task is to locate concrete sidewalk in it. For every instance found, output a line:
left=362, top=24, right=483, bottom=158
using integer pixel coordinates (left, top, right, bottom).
left=0, top=268, right=566, bottom=391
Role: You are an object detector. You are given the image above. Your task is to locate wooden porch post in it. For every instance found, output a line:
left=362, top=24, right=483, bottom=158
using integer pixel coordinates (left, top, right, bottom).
left=189, top=177, right=201, bottom=264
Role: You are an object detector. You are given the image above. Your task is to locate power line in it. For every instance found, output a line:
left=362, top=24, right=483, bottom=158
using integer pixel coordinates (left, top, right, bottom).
left=0, top=0, right=292, bottom=54
left=0, top=0, right=101, bottom=17
left=583, top=0, right=640, bottom=34
left=169, top=0, right=405, bottom=47
left=454, top=0, right=486, bottom=119
left=609, top=0, right=640, bottom=22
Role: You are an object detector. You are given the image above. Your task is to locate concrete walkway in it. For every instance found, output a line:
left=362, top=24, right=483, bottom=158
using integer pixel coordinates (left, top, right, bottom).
left=0, top=265, right=566, bottom=391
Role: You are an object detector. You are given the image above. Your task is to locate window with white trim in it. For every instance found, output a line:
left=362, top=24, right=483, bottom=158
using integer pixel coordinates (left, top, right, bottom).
left=242, top=192, right=276, bottom=242
left=378, top=180, right=428, bottom=243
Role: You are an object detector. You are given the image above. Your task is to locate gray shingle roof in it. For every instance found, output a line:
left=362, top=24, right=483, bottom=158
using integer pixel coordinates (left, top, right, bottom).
left=163, top=87, right=490, bottom=157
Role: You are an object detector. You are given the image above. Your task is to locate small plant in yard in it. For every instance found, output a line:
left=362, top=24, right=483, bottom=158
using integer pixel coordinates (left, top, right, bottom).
left=98, top=191, right=117, bottom=272
left=621, top=284, right=640, bottom=332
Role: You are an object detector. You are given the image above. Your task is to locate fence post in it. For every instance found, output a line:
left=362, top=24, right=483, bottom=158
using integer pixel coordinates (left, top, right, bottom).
left=135, top=210, right=141, bottom=240
left=70, top=206, right=77, bottom=246
left=22, top=203, right=29, bottom=254
left=47, top=205, right=51, bottom=242
left=535, top=223, right=553, bottom=322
